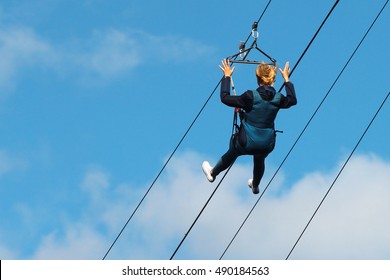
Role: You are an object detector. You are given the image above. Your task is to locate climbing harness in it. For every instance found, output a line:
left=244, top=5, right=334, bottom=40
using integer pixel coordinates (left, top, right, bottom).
left=230, top=77, right=241, bottom=136
left=228, top=22, right=278, bottom=138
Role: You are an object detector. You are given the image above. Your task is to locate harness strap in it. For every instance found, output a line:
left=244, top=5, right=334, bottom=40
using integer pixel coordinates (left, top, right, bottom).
left=230, top=76, right=241, bottom=135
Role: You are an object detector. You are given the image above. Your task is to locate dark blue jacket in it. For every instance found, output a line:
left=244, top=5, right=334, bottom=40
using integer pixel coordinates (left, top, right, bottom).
left=220, top=77, right=297, bottom=111
left=220, top=77, right=297, bottom=154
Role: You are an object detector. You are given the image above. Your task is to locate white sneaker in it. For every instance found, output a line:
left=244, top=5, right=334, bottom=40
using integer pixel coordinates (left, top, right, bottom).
left=248, top=178, right=259, bottom=194
left=202, top=161, right=215, bottom=182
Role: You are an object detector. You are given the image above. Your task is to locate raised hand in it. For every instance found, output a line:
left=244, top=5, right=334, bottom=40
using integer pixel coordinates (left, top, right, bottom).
left=278, top=61, right=290, bottom=83
left=219, top=59, right=235, bottom=77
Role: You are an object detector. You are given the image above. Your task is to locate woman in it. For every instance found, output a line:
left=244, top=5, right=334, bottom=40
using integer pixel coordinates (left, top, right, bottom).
left=202, top=59, right=297, bottom=194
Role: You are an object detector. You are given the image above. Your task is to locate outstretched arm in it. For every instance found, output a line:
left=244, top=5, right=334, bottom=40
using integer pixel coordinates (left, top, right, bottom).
left=219, top=59, right=252, bottom=110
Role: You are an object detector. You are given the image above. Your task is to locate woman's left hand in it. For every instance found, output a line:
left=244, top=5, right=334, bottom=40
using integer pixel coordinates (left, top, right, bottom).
left=278, top=61, right=290, bottom=83
left=219, top=59, right=235, bottom=77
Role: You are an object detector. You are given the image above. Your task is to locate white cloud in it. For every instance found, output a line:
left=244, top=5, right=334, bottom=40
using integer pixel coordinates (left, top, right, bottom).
left=75, top=29, right=141, bottom=78
left=30, top=167, right=144, bottom=260
left=0, top=26, right=215, bottom=88
left=199, top=153, right=390, bottom=260
left=7, top=151, right=389, bottom=260
left=285, top=153, right=390, bottom=259
left=0, top=27, right=55, bottom=89
left=81, top=167, right=110, bottom=203
left=72, top=29, right=215, bottom=80
left=112, top=151, right=390, bottom=260
left=0, top=216, right=20, bottom=259
left=137, top=30, right=215, bottom=63
left=0, top=240, right=17, bottom=259
left=33, top=224, right=107, bottom=260
left=0, top=149, right=27, bottom=176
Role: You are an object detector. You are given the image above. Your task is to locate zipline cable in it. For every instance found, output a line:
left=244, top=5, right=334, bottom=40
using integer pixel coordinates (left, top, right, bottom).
left=102, top=75, right=220, bottom=260
left=220, top=0, right=341, bottom=259
left=286, top=1, right=389, bottom=260
left=277, top=0, right=339, bottom=93
left=170, top=164, right=234, bottom=259
left=168, top=1, right=274, bottom=260
left=221, top=0, right=387, bottom=259
left=287, top=91, right=389, bottom=260
left=171, top=0, right=341, bottom=260
left=172, top=0, right=341, bottom=260
left=102, top=0, right=273, bottom=260
left=243, top=0, right=273, bottom=44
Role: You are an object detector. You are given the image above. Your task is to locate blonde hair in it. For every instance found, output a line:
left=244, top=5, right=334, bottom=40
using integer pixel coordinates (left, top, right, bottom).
left=256, top=62, right=276, bottom=86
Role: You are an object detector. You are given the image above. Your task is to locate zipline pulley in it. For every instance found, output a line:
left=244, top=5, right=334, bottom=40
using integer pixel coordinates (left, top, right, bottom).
left=251, top=21, right=259, bottom=39
left=228, top=21, right=276, bottom=66
left=239, top=41, right=246, bottom=58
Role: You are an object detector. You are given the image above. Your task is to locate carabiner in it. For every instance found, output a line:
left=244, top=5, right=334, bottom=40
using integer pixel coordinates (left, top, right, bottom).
left=251, top=22, right=259, bottom=39
left=239, top=41, right=247, bottom=59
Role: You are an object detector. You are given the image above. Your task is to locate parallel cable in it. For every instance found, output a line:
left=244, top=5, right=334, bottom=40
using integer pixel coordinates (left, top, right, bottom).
left=277, top=0, right=339, bottom=92
left=102, top=81, right=219, bottom=260
left=220, top=0, right=341, bottom=259
left=286, top=91, right=389, bottom=260
left=286, top=1, right=389, bottom=260
left=102, top=0, right=273, bottom=260
left=244, top=0, right=273, bottom=43
left=221, top=0, right=387, bottom=259
left=169, top=0, right=274, bottom=260
left=170, top=164, right=234, bottom=259
left=172, top=0, right=341, bottom=260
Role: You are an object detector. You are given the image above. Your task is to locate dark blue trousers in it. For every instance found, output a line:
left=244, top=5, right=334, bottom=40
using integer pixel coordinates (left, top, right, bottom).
left=212, top=137, right=269, bottom=188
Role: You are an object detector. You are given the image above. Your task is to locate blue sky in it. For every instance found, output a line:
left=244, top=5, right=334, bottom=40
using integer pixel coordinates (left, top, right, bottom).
left=0, top=0, right=389, bottom=260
